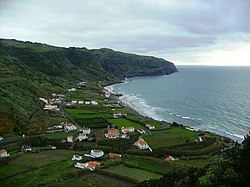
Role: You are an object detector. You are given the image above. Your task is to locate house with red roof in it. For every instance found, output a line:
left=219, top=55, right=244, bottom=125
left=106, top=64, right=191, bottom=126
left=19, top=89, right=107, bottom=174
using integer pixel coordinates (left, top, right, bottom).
left=108, top=153, right=122, bottom=157
left=67, top=136, right=74, bottom=142
left=135, top=138, right=149, bottom=150
left=105, top=129, right=120, bottom=139
left=75, top=161, right=102, bottom=171
left=0, top=149, right=9, bottom=158
left=121, top=126, right=135, bottom=133
left=78, top=133, right=87, bottom=141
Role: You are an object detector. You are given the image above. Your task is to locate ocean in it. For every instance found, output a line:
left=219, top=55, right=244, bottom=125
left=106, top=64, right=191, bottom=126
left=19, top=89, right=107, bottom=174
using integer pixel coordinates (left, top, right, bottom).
left=106, top=66, right=250, bottom=142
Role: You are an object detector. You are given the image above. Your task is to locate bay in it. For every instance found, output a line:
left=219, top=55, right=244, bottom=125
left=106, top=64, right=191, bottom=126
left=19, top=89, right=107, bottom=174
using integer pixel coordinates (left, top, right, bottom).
left=106, top=66, right=250, bottom=142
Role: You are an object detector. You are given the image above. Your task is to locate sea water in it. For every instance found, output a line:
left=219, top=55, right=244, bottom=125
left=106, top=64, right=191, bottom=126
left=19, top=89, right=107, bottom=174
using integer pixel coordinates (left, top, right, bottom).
left=106, top=66, right=250, bottom=142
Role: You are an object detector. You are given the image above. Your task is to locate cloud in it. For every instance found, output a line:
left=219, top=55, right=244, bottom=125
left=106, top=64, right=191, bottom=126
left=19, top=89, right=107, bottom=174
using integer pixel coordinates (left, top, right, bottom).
left=0, top=0, right=249, bottom=65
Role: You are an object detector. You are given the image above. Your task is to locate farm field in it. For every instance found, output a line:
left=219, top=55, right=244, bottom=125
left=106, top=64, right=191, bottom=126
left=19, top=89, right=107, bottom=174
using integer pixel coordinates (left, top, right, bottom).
left=143, top=127, right=200, bottom=148
left=103, top=164, right=162, bottom=182
left=46, top=132, right=77, bottom=139
left=107, top=118, right=146, bottom=129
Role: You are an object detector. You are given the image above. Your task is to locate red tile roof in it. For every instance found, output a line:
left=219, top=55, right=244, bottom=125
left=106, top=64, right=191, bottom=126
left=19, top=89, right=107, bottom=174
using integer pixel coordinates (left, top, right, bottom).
left=0, top=149, right=7, bottom=154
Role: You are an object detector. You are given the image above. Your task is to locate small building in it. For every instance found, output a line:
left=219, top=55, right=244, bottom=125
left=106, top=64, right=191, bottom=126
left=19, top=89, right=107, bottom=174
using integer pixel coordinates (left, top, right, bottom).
left=121, top=127, right=135, bottom=133
left=108, top=153, right=122, bottom=157
left=67, top=136, right=74, bottom=142
left=120, top=134, right=127, bottom=139
left=84, top=149, right=104, bottom=158
left=85, top=101, right=91, bottom=105
left=81, top=127, right=91, bottom=134
left=54, top=123, right=65, bottom=129
left=0, top=149, right=9, bottom=158
left=105, top=129, right=120, bottom=139
left=78, top=133, right=87, bottom=141
left=145, top=124, right=155, bottom=130
left=64, top=123, right=77, bottom=131
left=113, top=113, right=122, bottom=118
left=75, top=161, right=102, bottom=171
left=72, top=101, right=77, bottom=104
left=78, top=101, right=84, bottom=104
left=68, top=88, right=76, bottom=92
left=72, top=155, right=82, bottom=161
left=21, top=145, right=32, bottom=152
left=39, top=98, right=48, bottom=104
left=135, top=138, right=149, bottom=150
left=0, top=136, right=3, bottom=141
left=164, top=155, right=178, bottom=161
left=91, top=101, right=98, bottom=105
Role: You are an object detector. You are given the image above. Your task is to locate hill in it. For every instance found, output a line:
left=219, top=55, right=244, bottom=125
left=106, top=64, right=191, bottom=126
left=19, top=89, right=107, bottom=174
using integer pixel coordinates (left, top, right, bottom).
left=0, top=38, right=177, bottom=136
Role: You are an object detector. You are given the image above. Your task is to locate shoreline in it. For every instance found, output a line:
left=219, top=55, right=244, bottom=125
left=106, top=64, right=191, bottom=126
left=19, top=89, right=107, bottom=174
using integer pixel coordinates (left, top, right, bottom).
left=104, top=82, right=238, bottom=143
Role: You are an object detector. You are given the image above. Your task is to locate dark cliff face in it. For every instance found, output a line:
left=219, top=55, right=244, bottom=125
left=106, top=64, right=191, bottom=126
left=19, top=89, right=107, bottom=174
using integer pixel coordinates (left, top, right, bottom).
left=91, top=48, right=177, bottom=78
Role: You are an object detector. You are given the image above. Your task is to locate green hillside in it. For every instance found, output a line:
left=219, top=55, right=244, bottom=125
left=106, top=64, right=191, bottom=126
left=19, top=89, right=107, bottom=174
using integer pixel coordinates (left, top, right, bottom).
left=0, top=38, right=177, bottom=136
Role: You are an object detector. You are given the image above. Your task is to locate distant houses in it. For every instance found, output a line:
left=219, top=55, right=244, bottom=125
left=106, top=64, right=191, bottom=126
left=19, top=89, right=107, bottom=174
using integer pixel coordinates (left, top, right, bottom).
left=81, top=127, right=91, bottom=134
left=164, top=155, right=179, bottom=161
left=0, top=149, right=10, bottom=158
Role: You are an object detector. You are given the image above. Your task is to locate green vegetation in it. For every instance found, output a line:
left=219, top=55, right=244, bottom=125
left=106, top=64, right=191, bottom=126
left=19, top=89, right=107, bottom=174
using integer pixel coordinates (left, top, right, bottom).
left=108, top=118, right=145, bottom=129
left=103, top=164, right=162, bottom=182
left=143, top=127, right=200, bottom=148
left=137, top=135, right=250, bottom=187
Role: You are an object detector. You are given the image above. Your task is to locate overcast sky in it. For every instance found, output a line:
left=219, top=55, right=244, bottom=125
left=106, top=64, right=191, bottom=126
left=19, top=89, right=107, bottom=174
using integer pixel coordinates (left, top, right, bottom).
left=0, top=0, right=250, bottom=65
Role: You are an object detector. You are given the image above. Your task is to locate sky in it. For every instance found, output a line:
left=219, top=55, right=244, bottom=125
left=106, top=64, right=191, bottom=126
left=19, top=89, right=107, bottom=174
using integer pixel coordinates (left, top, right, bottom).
left=0, top=0, right=250, bottom=66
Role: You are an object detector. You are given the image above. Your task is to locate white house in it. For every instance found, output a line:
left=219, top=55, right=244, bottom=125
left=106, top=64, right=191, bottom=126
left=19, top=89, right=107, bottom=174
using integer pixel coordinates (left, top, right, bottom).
left=75, top=161, right=102, bottom=171
left=21, top=145, right=32, bottom=152
left=81, top=128, right=91, bottom=134
left=67, top=136, right=74, bottom=142
left=68, top=88, right=76, bottom=92
left=84, top=149, right=104, bottom=158
left=91, top=101, right=98, bottom=105
left=78, top=133, right=87, bottom=141
left=85, top=101, right=91, bottom=105
left=135, top=138, right=149, bottom=150
left=113, top=113, right=122, bottom=118
left=121, top=127, right=135, bottom=133
left=72, top=101, right=77, bottom=104
left=78, top=101, right=84, bottom=104
left=64, top=123, right=77, bottom=131
left=0, top=149, right=9, bottom=158
left=105, top=129, right=120, bottom=139
left=0, top=136, right=3, bottom=141
left=145, top=124, right=155, bottom=130
left=72, top=155, right=82, bottom=161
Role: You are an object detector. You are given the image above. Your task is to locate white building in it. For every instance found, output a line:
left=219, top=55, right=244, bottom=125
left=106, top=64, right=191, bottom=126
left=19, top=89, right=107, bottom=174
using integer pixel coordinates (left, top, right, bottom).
left=121, top=127, right=135, bottom=133
left=105, top=129, right=120, bottom=139
left=68, top=88, right=76, bottom=92
left=39, top=98, right=48, bottom=104
left=145, top=124, right=155, bottom=130
left=78, top=133, right=87, bottom=141
left=67, top=136, right=74, bottom=142
left=64, top=123, right=77, bottom=131
left=0, top=149, right=9, bottom=158
left=21, top=145, right=32, bottom=152
left=91, top=101, right=98, bottom=105
left=78, top=101, right=84, bottom=104
left=84, top=149, right=104, bottom=158
left=135, top=138, right=149, bottom=150
left=0, top=136, right=3, bottom=141
left=82, top=128, right=91, bottom=134
left=75, top=161, right=102, bottom=171
left=72, top=155, right=82, bottom=161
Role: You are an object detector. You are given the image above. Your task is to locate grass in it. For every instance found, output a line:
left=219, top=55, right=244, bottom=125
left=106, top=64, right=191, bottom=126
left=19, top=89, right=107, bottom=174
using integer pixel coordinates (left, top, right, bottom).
left=123, top=158, right=174, bottom=174
left=66, top=109, right=112, bottom=119
left=103, top=164, right=162, bottom=182
left=46, top=132, right=77, bottom=139
left=143, top=127, right=200, bottom=148
left=0, top=150, right=85, bottom=186
left=107, top=118, right=145, bottom=129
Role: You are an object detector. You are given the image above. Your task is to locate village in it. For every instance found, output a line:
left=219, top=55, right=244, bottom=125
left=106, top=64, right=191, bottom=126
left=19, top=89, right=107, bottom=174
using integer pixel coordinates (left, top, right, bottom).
left=0, top=81, right=231, bottom=186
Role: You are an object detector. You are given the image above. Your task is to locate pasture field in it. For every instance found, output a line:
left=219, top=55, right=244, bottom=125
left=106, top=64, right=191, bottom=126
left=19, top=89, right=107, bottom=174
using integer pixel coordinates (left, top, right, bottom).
left=103, top=164, right=162, bottom=182
left=143, top=127, right=200, bottom=148
left=107, top=118, right=146, bottom=129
